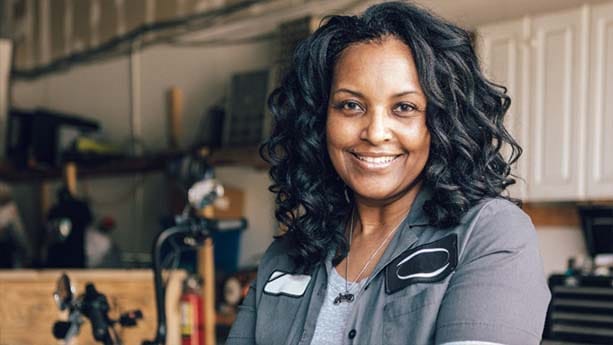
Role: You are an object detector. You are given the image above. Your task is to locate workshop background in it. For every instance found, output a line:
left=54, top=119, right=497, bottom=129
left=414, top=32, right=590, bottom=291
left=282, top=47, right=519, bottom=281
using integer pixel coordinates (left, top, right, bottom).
left=1, top=0, right=613, bottom=344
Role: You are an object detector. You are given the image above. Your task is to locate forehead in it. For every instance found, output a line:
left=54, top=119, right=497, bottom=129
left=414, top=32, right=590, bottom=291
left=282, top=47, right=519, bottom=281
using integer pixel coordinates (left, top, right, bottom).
left=331, top=36, right=422, bottom=92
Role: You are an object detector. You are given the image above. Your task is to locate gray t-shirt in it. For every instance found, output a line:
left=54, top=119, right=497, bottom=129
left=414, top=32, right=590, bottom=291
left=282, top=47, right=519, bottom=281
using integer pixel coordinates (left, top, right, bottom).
left=310, top=267, right=367, bottom=345
left=227, top=189, right=551, bottom=345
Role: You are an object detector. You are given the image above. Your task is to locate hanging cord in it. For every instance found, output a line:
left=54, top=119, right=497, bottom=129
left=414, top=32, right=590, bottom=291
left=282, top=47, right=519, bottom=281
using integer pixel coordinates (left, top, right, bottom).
left=12, top=0, right=367, bottom=80
left=12, top=0, right=274, bottom=80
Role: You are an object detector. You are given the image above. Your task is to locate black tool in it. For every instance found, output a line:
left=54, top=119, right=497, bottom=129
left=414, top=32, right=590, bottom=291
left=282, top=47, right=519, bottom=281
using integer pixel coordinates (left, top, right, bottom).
left=52, top=273, right=143, bottom=345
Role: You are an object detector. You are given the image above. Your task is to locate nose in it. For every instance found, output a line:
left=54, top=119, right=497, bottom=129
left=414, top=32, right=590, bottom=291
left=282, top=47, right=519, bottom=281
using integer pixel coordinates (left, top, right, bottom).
left=361, top=108, right=392, bottom=144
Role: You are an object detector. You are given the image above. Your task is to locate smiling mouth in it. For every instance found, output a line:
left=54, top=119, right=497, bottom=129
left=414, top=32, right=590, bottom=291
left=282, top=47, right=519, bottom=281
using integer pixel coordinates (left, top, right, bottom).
left=351, top=153, right=402, bottom=169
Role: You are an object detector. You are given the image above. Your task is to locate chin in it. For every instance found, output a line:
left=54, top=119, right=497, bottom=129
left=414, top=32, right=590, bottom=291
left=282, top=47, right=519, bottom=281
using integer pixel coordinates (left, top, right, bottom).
left=352, top=185, right=404, bottom=203
left=349, top=176, right=422, bottom=205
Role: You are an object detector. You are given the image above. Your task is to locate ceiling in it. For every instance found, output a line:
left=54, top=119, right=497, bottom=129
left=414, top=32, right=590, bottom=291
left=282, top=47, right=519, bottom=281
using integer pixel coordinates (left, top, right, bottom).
left=351, top=0, right=612, bottom=28
left=159, top=0, right=613, bottom=44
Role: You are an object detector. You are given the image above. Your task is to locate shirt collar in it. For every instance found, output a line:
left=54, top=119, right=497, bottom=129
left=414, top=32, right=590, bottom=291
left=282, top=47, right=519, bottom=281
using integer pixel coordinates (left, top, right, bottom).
left=404, top=185, right=431, bottom=227
left=322, top=185, right=433, bottom=280
left=364, top=185, right=432, bottom=286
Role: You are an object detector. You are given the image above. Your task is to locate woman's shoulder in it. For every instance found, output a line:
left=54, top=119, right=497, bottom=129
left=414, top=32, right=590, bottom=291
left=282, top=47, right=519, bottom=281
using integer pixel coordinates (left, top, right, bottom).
left=457, top=197, right=537, bottom=251
left=257, top=235, right=295, bottom=272
left=463, top=197, right=531, bottom=228
left=470, top=197, right=528, bottom=221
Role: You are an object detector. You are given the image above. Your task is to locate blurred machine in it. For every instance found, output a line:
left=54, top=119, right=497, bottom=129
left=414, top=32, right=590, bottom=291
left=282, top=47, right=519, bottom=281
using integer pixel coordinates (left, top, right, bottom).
left=52, top=273, right=143, bottom=345
left=144, top=153, right=247, bottom=345
left=578, top=206, right=613, bottom=262
left=545, top=274, right=613, bottom=344
left=544, top=205, right=613, bottom=344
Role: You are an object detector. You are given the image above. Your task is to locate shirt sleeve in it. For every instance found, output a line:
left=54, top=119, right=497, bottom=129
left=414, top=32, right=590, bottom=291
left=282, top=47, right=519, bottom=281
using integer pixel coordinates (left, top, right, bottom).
left=226, top=279, right=257, bottom=345
left=435, top=200, right=551, bottom=345
left=441, top=341, right=504, bottom=345
left=226, top=238, right=289, bottom=345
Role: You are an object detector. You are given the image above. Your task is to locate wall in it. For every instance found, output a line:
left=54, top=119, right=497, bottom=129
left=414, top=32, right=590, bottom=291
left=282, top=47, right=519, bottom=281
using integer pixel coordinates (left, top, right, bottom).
left=11, top=39, right=276, bottom=266
left=536, top=226, right=587, bottom=276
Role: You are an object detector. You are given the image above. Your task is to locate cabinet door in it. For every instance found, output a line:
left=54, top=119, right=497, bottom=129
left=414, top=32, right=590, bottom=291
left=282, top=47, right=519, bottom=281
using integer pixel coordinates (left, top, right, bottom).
left=587, top=2, right=613, bottom=198
left=528, top=8, right=588, bottom=201
left=477, top=19, right=528, bottom=199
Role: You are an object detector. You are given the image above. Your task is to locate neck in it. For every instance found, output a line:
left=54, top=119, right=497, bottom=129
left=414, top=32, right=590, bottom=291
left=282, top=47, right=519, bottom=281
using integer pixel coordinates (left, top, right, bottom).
left=352, top=182, right=422, bottom=237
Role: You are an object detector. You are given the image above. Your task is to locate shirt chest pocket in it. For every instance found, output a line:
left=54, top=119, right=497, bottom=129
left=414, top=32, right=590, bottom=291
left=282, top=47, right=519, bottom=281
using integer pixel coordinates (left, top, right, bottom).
left=382, top=286, right=441, bottom=345
left=256, top=292, right=306, bottom=345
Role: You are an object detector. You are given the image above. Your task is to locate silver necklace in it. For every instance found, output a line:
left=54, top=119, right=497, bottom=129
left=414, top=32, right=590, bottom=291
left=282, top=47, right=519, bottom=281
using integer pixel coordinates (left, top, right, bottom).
left=333, top=211, right=405, bottom=305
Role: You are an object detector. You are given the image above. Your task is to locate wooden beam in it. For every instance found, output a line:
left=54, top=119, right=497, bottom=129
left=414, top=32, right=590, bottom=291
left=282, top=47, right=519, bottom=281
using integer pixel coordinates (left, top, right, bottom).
left=167, top=86, right=183, bottom=150
left=198, top=206, right=216, bottom=345
left=63, top=162, right=78, bottom=196
left=522, top=200, right=613, bottom=228
left=522, top=202, right=580, bottom=228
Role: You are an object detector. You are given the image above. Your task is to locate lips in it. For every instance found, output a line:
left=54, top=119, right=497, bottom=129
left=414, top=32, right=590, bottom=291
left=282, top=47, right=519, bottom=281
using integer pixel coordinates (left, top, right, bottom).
left=351, top=152, right=403, bottom=169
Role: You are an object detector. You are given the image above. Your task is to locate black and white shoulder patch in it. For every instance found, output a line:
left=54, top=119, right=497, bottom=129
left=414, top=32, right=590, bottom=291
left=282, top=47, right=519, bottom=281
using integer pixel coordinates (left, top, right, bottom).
left=263, top=270, right=311, bottom=298
left=385, top=234, right=458, bottom=294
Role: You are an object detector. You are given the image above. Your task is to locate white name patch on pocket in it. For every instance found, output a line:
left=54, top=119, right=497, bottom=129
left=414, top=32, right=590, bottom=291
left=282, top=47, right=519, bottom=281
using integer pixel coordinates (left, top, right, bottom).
left=263, top=271, right=311, bottom=297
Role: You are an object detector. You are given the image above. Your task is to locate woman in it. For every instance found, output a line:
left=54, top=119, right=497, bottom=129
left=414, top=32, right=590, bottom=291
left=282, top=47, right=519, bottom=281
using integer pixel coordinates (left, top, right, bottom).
left=228, top=2, right=550, bottom=344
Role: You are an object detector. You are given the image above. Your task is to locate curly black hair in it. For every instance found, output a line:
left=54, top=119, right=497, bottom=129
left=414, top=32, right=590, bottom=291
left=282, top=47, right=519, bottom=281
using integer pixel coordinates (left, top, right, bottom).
left=260, top=1, right=521, bottom=270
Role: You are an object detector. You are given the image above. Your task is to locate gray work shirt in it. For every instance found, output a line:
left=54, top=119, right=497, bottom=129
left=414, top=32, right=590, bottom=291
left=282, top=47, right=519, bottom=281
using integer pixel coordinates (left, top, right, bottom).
left=227, top=189, right=551, bottom=345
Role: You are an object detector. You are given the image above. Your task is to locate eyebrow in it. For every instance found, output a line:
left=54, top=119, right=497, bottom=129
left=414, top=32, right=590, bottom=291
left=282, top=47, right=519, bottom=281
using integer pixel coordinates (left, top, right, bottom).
left=392, top=90, right=421, bottom=97
left=332, top=88, right=421, bottom=98
left=332, top=88, right=364, bottom=98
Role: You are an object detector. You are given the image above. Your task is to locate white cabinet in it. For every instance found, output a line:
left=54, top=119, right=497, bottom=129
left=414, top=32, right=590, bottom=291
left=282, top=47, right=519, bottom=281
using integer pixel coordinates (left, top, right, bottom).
left=477, top=5, right=608, bottom=201
left=478, top=19, right=528, bottom=199
left=586, top=1, right=613, bottom=198
left=527, top=7, right=589, bottom=201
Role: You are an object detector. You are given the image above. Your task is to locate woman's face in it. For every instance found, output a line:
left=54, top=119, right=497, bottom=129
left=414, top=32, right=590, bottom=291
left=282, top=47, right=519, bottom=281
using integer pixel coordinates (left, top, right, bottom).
left=326, top=36, right=430, bottom=205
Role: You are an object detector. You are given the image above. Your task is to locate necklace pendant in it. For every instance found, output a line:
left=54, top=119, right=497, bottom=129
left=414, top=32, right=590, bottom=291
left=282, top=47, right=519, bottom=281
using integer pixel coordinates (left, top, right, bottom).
left=333, top=292, right=355, bottom=305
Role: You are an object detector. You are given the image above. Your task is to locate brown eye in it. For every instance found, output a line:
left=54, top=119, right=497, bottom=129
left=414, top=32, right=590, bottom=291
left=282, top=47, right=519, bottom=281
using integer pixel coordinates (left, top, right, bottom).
left=393, top=102, right=418, bottom=115
left=333, top=100, right=365, bottom=114
left=343, top=101, right=362, bottom=111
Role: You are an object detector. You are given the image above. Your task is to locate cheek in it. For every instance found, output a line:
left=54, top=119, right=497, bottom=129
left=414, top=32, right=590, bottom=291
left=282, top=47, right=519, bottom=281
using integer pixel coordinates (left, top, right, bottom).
left=326, top=117, right=357, bottom=177
left=326, top=116, right=354, bottom=149
left=400, top=124, right=431, bottom=157
left=325, top=118, right=341, bottom=162
left=406, top=122, right=427, bottom=139
left=419, top=131, right=431, bottom=153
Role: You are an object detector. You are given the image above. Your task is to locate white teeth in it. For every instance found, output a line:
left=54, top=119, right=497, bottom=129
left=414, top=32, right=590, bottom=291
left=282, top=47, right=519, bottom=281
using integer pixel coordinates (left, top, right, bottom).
left=356, top=155, right=397, bottom=164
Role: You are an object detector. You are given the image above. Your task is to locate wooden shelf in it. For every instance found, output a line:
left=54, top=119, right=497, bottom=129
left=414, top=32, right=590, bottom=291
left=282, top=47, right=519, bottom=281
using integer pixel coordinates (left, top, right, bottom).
left=0, top=146, right=268, bottom=183
left=208, top=146, right=267, bottom=170
left=0, top=155, right=170, bottom=182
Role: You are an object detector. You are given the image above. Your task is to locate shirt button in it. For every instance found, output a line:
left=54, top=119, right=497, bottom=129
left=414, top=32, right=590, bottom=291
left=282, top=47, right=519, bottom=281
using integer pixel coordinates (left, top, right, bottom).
left=348, top=329, right=357, bottom=339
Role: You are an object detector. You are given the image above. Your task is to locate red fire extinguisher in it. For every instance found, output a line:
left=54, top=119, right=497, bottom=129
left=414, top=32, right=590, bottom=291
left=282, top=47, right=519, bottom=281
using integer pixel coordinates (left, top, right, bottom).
left=180, top=275, right=204, bottom=345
